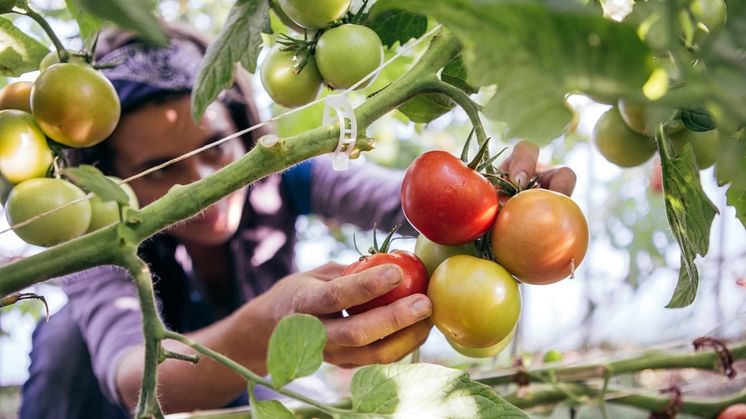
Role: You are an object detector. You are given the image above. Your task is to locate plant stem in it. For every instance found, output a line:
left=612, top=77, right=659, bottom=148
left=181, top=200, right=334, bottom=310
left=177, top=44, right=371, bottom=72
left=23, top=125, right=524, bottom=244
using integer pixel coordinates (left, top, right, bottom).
left=19, top=7, right=68, bottom=61
left=420, top=79, right=487, bottom=148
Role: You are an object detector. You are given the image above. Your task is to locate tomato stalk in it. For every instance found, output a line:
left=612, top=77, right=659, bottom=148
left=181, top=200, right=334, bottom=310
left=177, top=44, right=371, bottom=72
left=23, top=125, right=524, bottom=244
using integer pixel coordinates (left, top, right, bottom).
left=15, top=5, right=70, bottom=63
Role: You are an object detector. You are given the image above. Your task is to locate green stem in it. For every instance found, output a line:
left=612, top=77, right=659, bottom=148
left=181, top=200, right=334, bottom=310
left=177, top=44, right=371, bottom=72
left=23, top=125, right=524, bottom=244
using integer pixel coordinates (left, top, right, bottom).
left=18, top=6, right=69, bottom=61
left=420, top=79, right=487, bottom=148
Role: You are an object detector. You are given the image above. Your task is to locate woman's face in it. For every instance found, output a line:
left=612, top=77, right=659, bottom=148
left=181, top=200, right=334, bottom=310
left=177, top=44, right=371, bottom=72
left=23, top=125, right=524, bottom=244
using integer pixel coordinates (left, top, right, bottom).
left=110, top=95, right=247, bottom=246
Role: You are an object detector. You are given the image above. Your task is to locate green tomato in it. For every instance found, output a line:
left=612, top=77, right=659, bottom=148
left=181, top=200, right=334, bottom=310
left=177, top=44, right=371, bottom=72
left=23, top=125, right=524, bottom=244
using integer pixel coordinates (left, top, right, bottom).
left=87, top=177, right=139, bottom=233
left=617, top=99, right=684, bottom=137
left=670, top=128, right=719, bottom=169
left=690, top=0, right=727, bottom=38
left=260, top=47, right=322, bottom=108
left=31, top=63, right=121, bottom=148
left=414, top=234, right=476, bottom=276
left=592, top=107, right=657, bottom=168
left=5, top=178, right=91, bottom=247
left=315, top=24, right=384, bottom=90
left=277, top=0, right=350, bottom=29
left=428, top=255, right=521, bottom=348
left=447, top=327, right=516, bottom=358
left=0, top=174, right=11, bottom=205
left=0, top=110, right=54, bottom=184
left=38, top=51, right=89, bottom=72
left=543, top=349, right=563, bottom=363
left=0, top=81, right=33, bottom=113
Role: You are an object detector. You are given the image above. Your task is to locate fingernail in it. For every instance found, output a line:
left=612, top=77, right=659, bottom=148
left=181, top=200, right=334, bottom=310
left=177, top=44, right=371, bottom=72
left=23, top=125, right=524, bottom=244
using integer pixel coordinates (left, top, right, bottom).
left=514, top=171, right=528, bottom=188
left=412, top=297, right=431, bottom=316
left=383, top=267, right=402, bottom=285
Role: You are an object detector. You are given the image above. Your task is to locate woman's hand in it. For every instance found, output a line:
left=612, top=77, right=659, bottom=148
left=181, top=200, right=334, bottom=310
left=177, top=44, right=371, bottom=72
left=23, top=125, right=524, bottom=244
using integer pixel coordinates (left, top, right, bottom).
left=500, top=140, right=577, bottom=196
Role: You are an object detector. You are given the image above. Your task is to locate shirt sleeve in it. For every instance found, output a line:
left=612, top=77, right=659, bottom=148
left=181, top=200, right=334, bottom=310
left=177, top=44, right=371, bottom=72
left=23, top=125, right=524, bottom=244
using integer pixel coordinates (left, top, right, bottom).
left=60, top=265, right=146, bottom=406
left=309, top=156, right=416, bottom=236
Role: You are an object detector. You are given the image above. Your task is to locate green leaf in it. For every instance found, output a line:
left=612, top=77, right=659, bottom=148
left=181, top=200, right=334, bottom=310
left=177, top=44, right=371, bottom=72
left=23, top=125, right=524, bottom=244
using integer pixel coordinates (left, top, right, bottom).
left=366, top=7, right=428, bottom=48
left=351, top=363, right=528, bottom=418
left=375, top=0, right=655, bottom=144
left=65, top=0, right=103, bottom=46
left=77, top=0, right=166, bottom=46
left=248, top=383, right=295, bottom=419
left=0, top=17, right=49, bottom=76
left=63, top=165, right=129, bottom=205
left=679, top=109, right=717, bottom=132
left=441, top=55, right=476, bottom=95
left=192, top=0, right=269, bottom=122
left=658, top=142, right=718, bottom=308
left=266, top=314, right=326, bottom=389
left=398, top=93, right=454, bottom=124
left=727, top=181, right=746, bottom=228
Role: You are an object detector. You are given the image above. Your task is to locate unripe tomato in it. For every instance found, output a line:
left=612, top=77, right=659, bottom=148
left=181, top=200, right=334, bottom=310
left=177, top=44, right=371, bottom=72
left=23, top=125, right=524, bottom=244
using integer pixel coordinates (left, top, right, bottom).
left=0, top=174, right=10, bottom=205
left=617, top=99, right=684, bottom=137
left=86, top=177, right=139, bottom=233
left=414, top=234, right=476, bottom=276
left=0, top=110, right=54, bottom=184
left=592, top=107, right=657, bottom=168
left=343, top=249, right=429, bottom=315
left=690, top=0, right=727, bottom=40
left=315, top=24, right=383, bottom=90
left=543, top=349, right=563, bottom=363
left=491, top=189, right=589, bottom=285
left=38, top=51, right=88, bottom=72
left=718, top=404, right=746, bottom=419
left=670, top=128, right=719, bottom=169
left=401, top=150, right=498, bottom=246
left=260, top=47, right=322, bottom=108
left=277, top=0, right=350, bottom=29
left=0, top=81, right=33, bottom=113
left=31, top=63, right=121, bottom=148
left=447, top=327, right=516, bottom=358
left=5, top=178, right=92, bottom=247
left=428, top=255, right=521, bottom=348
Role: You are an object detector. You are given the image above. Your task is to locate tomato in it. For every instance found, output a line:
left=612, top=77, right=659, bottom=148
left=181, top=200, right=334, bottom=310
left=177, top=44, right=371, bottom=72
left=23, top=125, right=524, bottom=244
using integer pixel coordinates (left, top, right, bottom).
left=260, top=47, right=322, bottom=108
left=690, top=0, right=727, bottom=40
left=670, top=128, right=719, bottom=169
left=0, top=81, right=33, bottom=113
left=315, top=24, right=383, bottom=90
left=543, top=349, right=563, bottom=363
left=592, top=107, right=657, bottom=168
left=650, top=158, right=663, bottom=193
left=5, top=178, right=92, bottom=247
left=343, top=249, right=429, bottom=315
left=414, top=234, right=476, bottom=276
left=718, top=404, right=746, bottom=419
left=277, top=0, right=350, bottom=29
left=617, top=99, right=683, bottom=137
left=38, top=51, right=88, bottom=72
left=0, top=110, right=54, bottom=184
left=491, top=189, right=589, bottom=285
left=31, top=63, right=121, bottom=148
left=447, top=327, right=515, bottom=358
left=428, top=255, right=520, bottom=348
left=0, top=174, right=11, bottom=205
left=86, top=177, right=139, bottom=233
left=401, top=150, right=498, bottom=246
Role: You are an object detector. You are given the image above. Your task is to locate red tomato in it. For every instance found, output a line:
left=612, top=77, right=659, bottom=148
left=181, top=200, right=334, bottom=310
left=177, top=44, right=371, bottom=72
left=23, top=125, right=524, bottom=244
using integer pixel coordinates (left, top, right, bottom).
left=401, top=150, right=498, bottom=245
left=718, top=404, right=746, bottom=419
left=343, top=250, right=429, bottom=315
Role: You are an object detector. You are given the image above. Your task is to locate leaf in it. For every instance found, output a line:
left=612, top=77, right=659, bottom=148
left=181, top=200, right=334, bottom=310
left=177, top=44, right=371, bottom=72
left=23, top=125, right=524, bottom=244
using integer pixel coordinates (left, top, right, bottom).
left=679, top=109, right=717, bottom=132
left=77, top=0, right=166, bottom=46
left=351, top=363, right=528, bottom=418
left=398, top=93, right=454, bottom=124
left=251, top=399, right=295, bottom=419
left=0, top=17, right=49, bottom=76
left=366, top=7, right=428, bottom=48
left=266, top=314, right=326, bottom=388
left=658, top=142, right=718, bottom=308
left=63, top=165, right=129, bottom=205
left=374, top=0, right=655, bottom=144
left=441, top=55, right=476, bottom=94
left=192, top=0, right=270, bottom=122
left=65, top=0, right=103, bottom=46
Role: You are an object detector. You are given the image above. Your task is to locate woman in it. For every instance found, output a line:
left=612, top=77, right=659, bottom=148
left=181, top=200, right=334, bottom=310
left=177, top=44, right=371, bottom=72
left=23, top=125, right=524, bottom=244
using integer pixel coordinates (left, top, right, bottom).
left=19, top=25, right=576, bottom=418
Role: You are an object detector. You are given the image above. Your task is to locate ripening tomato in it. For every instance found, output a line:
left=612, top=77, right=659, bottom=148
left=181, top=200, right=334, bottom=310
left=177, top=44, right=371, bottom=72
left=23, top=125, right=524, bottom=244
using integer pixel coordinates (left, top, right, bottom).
left=343, top=250, right=429, bottom=315
left=428, top=255, right=521, bottom=348
left=0, top=81, right=33, bottom=113
left=86, top=177, right=139, bottom=233
left=718, top=404, right=746, bottom=419
left=277, top=0, right=350, bottom=29
left=0, top=110, right=54, bottom=184
left=315, top=24, right=384, bottom=90
left=491, top=189, right=589, bottom=285
left=592, top=107, right=657, bottom=168
left=414, top=234, right=477, bottom=276
left=260, top=47, right=323, bottom=108
left=447, top=327, right=516, bottom=358
left=401, top=150, right=498, bottom=246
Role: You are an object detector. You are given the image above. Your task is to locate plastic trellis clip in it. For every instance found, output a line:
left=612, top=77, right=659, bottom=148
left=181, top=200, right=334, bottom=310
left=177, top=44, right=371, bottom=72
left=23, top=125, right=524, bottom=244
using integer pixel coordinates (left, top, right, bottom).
left=323, top=93, right=357, bottom=171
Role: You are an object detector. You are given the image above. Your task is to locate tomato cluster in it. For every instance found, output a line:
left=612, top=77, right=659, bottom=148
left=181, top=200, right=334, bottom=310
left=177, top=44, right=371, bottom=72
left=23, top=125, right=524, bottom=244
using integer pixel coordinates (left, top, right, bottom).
left=0, top=53, right=135, bottom=247
left=261, top=1, right=384, bottom=107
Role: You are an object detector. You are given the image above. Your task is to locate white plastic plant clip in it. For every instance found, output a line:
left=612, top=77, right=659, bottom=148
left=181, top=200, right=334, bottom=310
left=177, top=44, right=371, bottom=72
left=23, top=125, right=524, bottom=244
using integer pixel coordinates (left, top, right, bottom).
left=323, top=93, right=357, bottom=171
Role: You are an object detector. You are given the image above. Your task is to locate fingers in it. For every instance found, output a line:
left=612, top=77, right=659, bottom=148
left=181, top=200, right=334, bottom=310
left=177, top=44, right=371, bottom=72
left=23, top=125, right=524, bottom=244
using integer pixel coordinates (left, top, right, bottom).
left=326, top=319, right=433, bottom=367
left=499, top=140, right=539, bottom=189
left=325, top=293, right=432, bottom=347
left=306, top=262, right=346, bottom=282
left=292, top=264, right=403, bottom=316
left=536, top=167, right=577, bottom=196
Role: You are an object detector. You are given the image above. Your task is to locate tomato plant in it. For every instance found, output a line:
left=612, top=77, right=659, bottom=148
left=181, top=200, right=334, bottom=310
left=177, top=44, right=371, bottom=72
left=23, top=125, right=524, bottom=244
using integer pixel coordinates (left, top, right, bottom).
left=718, top=404, right=746, bottom=419
left=401, top=150, right=498, bottom=246
left=592, top=107, right=657, bottom=168
left=0, top=81, right=33, bottom=113
left=428, top=255, right=520, bottom=348
left=0, top=110, right=54, bottom=184
left=87, top=177, right=139, bottom=233
left=260, top=47, right=323, bottom=108
left=315, top=24, right=384, bottom=90
left=31, top=63, right=121, bottom=148
left=343, top=249, right=428, bottom=315
left=413, top=234, right=477, bottom=276
left=447, top=327, right=515, bottom=358
left=491, top=189, right=589, bottom=285
left=670, top=128, right=719, bottom=169
left=5, top=178, right=91, bottom=247
left=277, top=0, right=350, bottom=29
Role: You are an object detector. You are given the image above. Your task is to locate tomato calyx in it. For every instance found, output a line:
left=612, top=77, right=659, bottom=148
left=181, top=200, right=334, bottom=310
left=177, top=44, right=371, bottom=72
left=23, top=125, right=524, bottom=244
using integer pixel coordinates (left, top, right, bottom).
left=275, top=33, right=321, bottom=74
left=353, top=224, right=399, bottom=260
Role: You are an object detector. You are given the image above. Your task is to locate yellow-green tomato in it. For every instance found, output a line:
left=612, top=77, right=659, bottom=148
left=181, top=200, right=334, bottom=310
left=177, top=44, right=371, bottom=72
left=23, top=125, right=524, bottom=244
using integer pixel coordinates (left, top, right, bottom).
left=0, top=110, right=53, bottom=184
left=447, top=327, right=516, bottom=358
left=414, top=234, right=477, bottom=276
left=592, top=107, right=657, bottom=168
left=428, top=255, right=521, bottom=348
left=670, top=128, right=719, bottom=169
left=543, top=349, right=563, bottom=363
left=260, top=47, right=322, bottom=108
left=277, top=0, right=350, bottom=29
left=86, top=177, right=139, bottom=233
left=0, top=81, right=33, bottom=113
left=38, top=51, right=88, bottom=72
left=31, top=63, right=121, bottom=148
left=5, top=178, right=91, bottom=247
left=315, top=24, right=384, bottom=90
